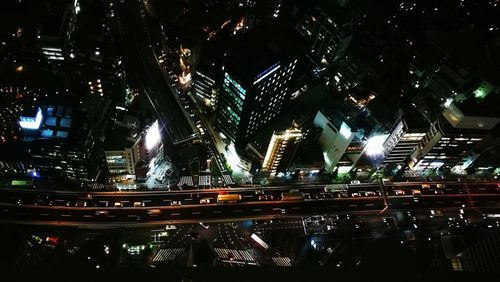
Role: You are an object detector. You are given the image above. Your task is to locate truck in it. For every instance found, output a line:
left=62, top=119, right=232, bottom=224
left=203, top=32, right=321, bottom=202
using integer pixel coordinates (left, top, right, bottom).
left=217, top=194, right=242, bottom=203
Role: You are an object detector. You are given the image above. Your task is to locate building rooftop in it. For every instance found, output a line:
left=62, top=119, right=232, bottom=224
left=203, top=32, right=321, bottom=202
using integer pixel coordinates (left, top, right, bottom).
left=225, top=21, right=304, bottom=83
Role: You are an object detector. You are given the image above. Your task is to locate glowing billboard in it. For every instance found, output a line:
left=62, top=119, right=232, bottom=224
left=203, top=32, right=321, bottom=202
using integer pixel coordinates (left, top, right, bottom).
left=145, top=120, right=161, bottom=150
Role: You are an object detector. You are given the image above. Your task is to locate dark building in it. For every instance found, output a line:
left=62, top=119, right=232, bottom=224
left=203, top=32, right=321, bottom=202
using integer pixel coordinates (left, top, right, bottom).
left=216, top=21, right=305, bottom=148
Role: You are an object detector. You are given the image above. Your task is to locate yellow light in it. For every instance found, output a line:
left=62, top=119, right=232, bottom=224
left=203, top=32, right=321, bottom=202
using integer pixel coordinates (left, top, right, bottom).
left=15, top=65, right=24, bottom=72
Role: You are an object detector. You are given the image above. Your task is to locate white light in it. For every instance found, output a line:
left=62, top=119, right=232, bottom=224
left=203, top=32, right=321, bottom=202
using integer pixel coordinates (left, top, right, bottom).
left=339, top=122, right=352, bottom=139
left=19, top=107, right=43, bottom=129
left=145, top=120, right=161, bottom=150
left=365, top=134, right=389, bottom=156
left=226, top=142, right=241, bottom=169
left=253, top=64, right=281, bottom=85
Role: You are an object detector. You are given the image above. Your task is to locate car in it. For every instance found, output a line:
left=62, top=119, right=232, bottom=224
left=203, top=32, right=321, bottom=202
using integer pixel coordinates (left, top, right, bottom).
left=337, top=193, right=349, bottom=198
left=94, top=210, right=109, bottom=216
left=394, top=190, right=405, bottom=195
left=114, top=202, right=123, bottom=207
left=434, top=190, right=444, bottom=195
left=147, top=209, right=161, bottom=215
left=436, top=184, right=445, bottom=188
left=421, top=184, right=431, bottom=189
left=411, top=189, right=422, bottom=195
left=133, top=202, right=144, bottom=207
left=363, top=191, right=377, bottom=197
left=97, top=201, right=109, bottom=207
left=351, top=180, right=361, bottom=184
left=351, top=193, right=361, bottom=197
left=75, top=200, right=87, bottom=207
left=200, top=198, right=211, bottom=204
left=258, top=195, right=273, bottom=201
left=171, top=201, right=181, bottom=206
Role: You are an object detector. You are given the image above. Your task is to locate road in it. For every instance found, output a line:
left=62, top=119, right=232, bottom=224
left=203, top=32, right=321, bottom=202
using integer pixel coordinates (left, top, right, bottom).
left=1, top=181, right=500, bottom=227
left=115, top=0, right=196, bottom=145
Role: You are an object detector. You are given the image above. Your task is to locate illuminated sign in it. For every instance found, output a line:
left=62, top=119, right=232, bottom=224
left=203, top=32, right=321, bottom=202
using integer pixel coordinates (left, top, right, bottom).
left=145, top=120, right=161, bottom=150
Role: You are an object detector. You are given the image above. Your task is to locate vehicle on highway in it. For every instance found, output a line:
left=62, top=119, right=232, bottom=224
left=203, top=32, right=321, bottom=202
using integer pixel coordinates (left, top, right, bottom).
left=147, top=209, right=161, bottom=215
left=434, top=190, right=444, bottom=195
left=75, top=200, right=87, bottom=207
left=171, top=201, right=182, bottom=206
left=337, top=193, right=349, bottom=198
left=114, top=202, right=123, bottom=207
left=436, top=184, right=445, bottom=188
left=199, top=198, right=211, bottom=204
left=350, top=180, right=361, bottom=184
left=362, top=191, right=377, bottom=197
left=217, top=194, right=242, bottom=203
left=95, top=210, right=109, bottom=216
left=394, top=190, right=405, bottom=195
left=258, top=195, right=274, bottom=201
left=97, top=201, right=109, bottom=207
left=351, top=192, right=361, bottom=197
left=421, top=184, right=431, bottom=189
left=411, top=189, right=422, bottom=195
left=281, top=192, right=304, bottom=201
left=133, top=202, right=144, bottom=207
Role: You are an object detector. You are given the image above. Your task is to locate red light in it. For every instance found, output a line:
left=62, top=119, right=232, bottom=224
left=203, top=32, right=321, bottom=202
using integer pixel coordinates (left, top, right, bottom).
left=46, top=237, right=59, bottom=244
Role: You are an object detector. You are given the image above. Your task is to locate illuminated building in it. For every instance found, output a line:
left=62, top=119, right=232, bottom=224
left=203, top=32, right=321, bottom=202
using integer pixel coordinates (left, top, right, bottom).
left=313, top=111, right=354, bottom=172
left=216, top=22, right=304, bottom=148
left=11, top=104, right=107, bottom=182
left=382, top=115, right=428, bottom=166
left=103, top=117, right=141, bottom=176
left=296, top=0, right=360, bottom=73
left=262, top=128, right=302, bottom=177
left=410, top=102, right=500, bottom=171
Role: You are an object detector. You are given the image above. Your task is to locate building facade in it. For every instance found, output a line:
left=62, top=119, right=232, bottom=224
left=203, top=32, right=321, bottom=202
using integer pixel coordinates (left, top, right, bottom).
left=262, top=128, right=303, bottom=177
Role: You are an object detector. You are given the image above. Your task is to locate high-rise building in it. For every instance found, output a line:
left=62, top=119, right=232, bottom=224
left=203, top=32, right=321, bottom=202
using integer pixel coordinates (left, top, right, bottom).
left=296, top=0, right=360, bottom=73
left=14, top=104, right=107, bottom=182
left=103, top=117, right=141, bottom=176
left=455, top=231, right=500, bottom=273
left=410, top=102, right=500, bottom=171
left=262, top=128, right=302, bottom=177
left=382, top=114, right=428, bottom=166
left=216, top=21, right=304, bottom=148
left=313, top=111, right=354, bottom=172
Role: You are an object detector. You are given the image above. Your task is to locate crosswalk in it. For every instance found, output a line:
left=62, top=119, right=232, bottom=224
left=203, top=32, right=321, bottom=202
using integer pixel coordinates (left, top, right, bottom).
left=213, top=248, right=255, bottom=262
left=152, top=248, right=185, bottom=262
left=177, top=176, right=194, bottom=188
left=199, top=175, right=211, bottom=186
left=222, top=174, right=234, bottom=185
left=272, top=257, right=292, bottom=266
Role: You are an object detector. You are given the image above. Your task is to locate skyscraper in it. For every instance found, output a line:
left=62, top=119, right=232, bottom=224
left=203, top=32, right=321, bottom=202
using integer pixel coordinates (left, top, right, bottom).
left=262, top=128, right=302, bottom=177
left=216, top=21, right=304, bottom=148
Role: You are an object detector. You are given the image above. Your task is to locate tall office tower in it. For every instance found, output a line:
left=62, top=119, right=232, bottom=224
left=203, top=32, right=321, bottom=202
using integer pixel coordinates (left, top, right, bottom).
left=313, top=111, right=354, bottom=172
left=216, top=22, right=304, bottom=148
left=103, top=115, right=141, bottom=176
left=13, top=104, right=107, bottom=182
left=410, top=102, right=500, bottom=171
left=262, top=128, right=303, bottom=177
left=296, top=0, right=359, bottom=72
left=455, top=231, right=500, bottom=273
left=382, top=114, right=428, bottom=167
